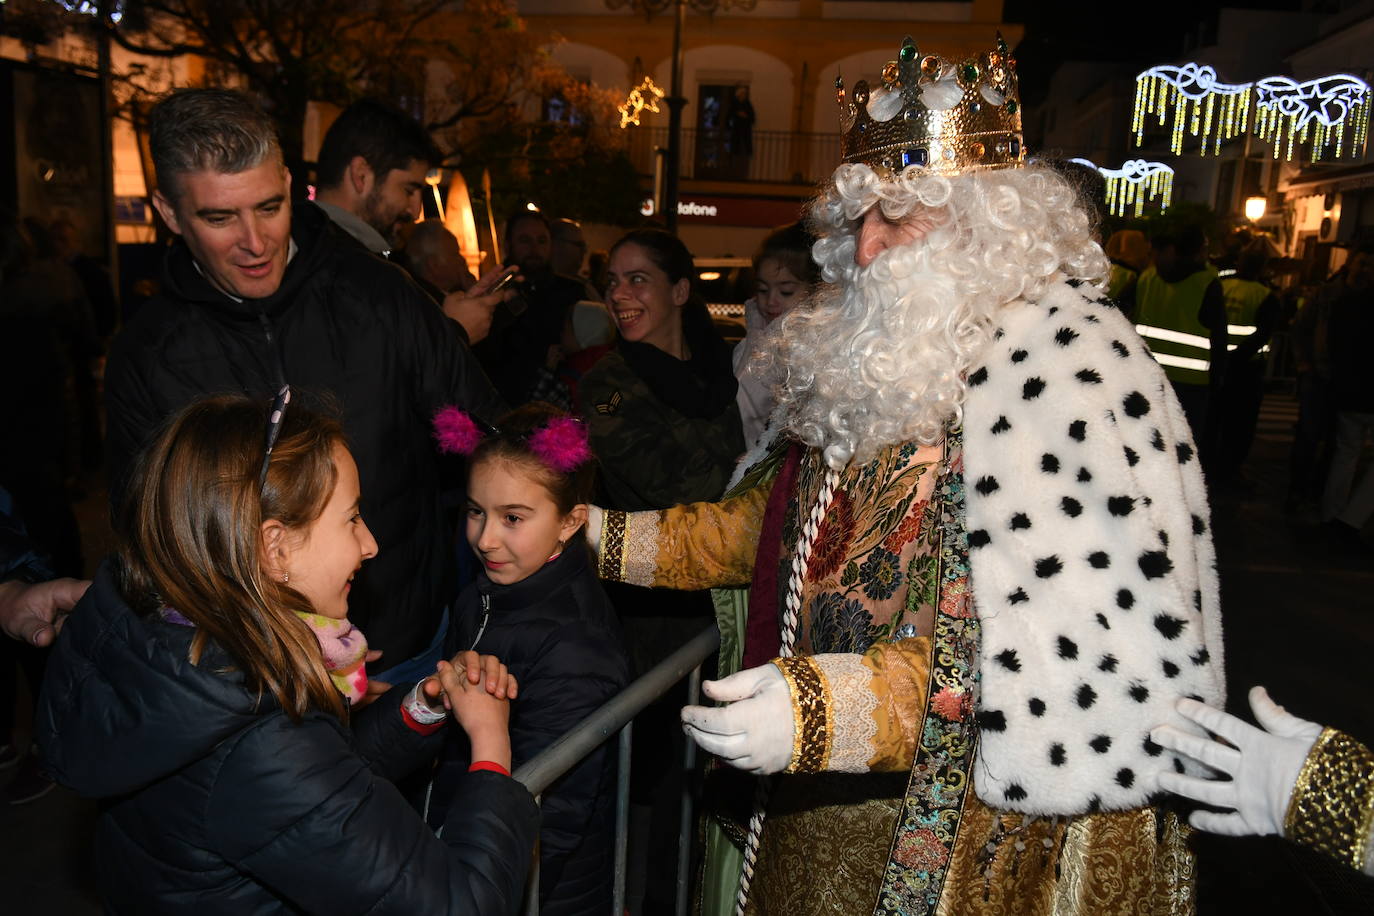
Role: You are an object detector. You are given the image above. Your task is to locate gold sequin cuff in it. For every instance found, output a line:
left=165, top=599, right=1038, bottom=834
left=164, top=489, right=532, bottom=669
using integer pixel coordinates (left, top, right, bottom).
left=1284, top=728, right=1374, bottom=871
left=598, top=509, right=627, bottom=581
left=774, top=656, right=831, bottom=774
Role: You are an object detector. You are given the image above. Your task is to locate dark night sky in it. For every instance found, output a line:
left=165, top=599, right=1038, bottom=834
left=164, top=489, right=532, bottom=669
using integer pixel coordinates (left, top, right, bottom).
left=1002, top=0, right=1309, bottom=102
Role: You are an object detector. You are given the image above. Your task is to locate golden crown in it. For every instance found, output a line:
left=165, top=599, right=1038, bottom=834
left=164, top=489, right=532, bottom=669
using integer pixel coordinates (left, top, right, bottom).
left=838, top=34, right=1025, bottom=177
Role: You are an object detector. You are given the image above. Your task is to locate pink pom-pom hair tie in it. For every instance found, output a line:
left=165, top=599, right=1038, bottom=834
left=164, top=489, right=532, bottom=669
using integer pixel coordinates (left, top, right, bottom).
left=433, top=406, right=486, bottom=455
left=528, top=417, right=592, bottom=473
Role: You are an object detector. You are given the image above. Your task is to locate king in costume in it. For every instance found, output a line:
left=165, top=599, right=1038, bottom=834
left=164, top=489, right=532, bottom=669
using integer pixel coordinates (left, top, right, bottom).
left=591, top=35, right=1224, bottom=915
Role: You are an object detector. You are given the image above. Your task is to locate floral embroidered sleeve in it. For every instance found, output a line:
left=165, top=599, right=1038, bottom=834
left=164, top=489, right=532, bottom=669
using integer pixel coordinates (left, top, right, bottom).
left=596, top=482, right=770, bottom=590
left=773, top=637, right=934, bottom=774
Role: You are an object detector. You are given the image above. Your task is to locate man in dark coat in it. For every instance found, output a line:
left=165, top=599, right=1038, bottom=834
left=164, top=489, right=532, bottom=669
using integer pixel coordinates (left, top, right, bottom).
left=105, top=88, right=506, bottom=679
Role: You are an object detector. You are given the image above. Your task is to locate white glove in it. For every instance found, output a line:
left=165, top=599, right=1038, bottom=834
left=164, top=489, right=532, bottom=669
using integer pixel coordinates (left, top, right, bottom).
left=681, top=664, right=794, bottom=775
left=1152, top=685, right=1323, bottom=837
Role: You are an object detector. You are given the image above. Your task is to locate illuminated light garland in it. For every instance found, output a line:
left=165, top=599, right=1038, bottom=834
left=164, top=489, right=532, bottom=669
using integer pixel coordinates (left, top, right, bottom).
left=1253, top=74, right=1371, bottom=161
left=1070, top=157, right=1174, bottom=217
left=1133, top=63, right=1371, bottom=162
left=1133, top=64, right=1251, bottom=156
left=618, top=77, right=666, bottom=128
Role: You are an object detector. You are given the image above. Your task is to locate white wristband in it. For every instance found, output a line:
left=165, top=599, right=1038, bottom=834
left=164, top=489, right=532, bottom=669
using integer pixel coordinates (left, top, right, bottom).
left=403, top=680, right=447, bottom=725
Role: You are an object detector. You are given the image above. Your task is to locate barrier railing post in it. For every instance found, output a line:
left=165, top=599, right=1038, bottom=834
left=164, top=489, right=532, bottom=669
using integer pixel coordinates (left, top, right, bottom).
left=511, top=625, right=720, bottom=916
left=613, top=722, right=632, bottom=916
left=676, top=664, right=702, bottom=916
left=525, top=799, right=541, bottom=916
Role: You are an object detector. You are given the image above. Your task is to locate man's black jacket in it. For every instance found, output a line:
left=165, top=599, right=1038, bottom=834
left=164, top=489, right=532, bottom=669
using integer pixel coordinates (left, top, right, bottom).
left=105, top=202, right=505, bottom=663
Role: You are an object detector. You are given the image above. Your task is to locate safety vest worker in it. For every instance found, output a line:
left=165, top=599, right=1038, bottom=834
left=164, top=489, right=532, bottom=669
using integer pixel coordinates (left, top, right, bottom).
left=1221, top=275, right=1276, bottom=362
left=1134, top=263, right=1224, bottom=388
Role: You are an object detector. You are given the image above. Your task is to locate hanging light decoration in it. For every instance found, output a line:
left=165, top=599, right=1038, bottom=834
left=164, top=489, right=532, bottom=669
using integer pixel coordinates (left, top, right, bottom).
left=1253, top=74, right=1371, bottom=161
left=1072, top=158, right=1174, bottom=217
left=1133, top=63, right=1251, bottom=156
left=618, top=77, right=666, bottom=128
left=1133, top=63, right=1372, bottom=163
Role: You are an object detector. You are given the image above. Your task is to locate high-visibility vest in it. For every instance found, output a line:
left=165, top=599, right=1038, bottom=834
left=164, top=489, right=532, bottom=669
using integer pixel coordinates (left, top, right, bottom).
left=1134, top=265, right=1219, bottom=386
left=1108, top=263, right=1138, bottom=302
left=1221, top=277, right=1272, bottom=362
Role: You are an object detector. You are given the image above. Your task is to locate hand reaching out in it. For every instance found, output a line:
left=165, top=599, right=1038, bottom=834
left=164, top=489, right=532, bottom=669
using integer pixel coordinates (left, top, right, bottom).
left=0, top=577, right=89, bottom=647
left=681, top=663, right=794, bottom=775
left=1152, top=686, right=1323, bottom=837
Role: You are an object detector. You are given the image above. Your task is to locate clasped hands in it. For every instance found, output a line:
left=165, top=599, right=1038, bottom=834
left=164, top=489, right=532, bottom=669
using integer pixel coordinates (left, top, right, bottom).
left=681, top=663, right=795, bottom=775
left=421, top=650, right=519, bottom=714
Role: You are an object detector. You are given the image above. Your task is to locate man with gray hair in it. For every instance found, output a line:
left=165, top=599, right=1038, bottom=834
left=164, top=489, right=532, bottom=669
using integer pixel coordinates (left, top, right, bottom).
left=402, top=219, right=476, bottom=300
left=106, top=88, right=505, bottom=681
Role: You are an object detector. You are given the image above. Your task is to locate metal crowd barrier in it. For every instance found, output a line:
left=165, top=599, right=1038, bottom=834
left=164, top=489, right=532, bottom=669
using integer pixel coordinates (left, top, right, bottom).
left=512, top=624, right=721, bottom=916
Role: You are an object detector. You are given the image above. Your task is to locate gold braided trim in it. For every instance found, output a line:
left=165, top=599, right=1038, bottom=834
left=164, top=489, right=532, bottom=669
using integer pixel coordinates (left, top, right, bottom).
left=1284, top=728, right=1374, bottom=871
left=774, top=655, right=831, bottom=774
left=598, top=509, right=627, bottom=581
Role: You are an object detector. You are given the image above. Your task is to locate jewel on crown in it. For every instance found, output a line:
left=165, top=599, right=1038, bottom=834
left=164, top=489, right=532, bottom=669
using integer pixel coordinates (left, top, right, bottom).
left=838, top=33, right=1025, bottom=177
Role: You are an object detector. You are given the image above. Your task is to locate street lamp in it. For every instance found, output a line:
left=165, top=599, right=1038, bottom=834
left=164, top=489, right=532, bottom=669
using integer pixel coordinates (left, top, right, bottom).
left=605, top=0, right=758, bottom=231
left=1244, top=195, right=1267, bottom=222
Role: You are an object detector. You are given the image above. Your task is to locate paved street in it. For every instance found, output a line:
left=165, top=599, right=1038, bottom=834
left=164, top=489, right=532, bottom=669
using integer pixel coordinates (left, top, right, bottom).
left=2, top=391, right=1371, bottom=914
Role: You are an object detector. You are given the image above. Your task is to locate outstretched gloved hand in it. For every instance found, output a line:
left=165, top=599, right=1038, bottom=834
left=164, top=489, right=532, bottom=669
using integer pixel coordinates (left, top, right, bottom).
left=681, top=663, right=794, bottom=775
left=1152, top=685, right=1323, bottom=837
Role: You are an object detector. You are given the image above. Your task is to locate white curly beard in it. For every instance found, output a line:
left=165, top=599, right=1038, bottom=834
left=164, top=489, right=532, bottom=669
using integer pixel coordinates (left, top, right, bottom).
left=766, top=163, right=1109, bottom=470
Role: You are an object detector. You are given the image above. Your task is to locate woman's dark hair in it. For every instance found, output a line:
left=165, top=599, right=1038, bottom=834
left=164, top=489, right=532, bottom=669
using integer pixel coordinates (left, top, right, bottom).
left=610, top=228, right=696, bottom=287
left=754, top=221, right=820, bottom=287
left=118, top=394, right=348, bottom=720
left=470, top=402, right=595, bottom=517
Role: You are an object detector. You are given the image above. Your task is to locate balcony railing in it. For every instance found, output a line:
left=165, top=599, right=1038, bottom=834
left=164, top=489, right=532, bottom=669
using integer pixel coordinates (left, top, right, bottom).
left=620, top=126, right=842, bottom=186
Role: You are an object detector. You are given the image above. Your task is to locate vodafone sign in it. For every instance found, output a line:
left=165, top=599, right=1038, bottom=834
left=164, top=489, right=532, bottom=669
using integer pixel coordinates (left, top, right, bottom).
left=640, top=196, right=804, bottom=227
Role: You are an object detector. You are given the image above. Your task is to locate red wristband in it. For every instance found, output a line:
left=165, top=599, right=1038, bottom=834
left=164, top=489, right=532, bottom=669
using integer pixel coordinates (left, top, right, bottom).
left=400, top=705, right=446, bottom=736
left=468, top=760, right=511, bottom=777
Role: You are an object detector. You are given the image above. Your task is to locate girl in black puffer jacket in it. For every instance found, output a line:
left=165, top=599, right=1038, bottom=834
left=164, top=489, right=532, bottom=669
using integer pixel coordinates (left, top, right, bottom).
left=431, top=403, right=630, bottom=915
left=36, top=394, right=538, bottom=915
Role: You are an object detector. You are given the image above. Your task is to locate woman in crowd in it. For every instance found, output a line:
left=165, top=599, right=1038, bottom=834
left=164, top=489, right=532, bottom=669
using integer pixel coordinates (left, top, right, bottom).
left=35, top=393, right=537, bottom=915
left=734, top=221, right=822, bottom=448
left=429, top=402, right=629, bottom=915
left=578, top=227, right=744, bottom=911
left=580, top=227, right=744, bottom=515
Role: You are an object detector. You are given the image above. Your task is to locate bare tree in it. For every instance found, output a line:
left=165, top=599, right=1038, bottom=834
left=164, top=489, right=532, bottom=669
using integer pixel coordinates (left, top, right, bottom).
left=5, top=0, right=562, bottom=179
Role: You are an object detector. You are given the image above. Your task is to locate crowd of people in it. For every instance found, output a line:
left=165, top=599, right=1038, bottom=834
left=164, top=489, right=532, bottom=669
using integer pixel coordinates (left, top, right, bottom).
left=1, top=29, right=1372, bottom=916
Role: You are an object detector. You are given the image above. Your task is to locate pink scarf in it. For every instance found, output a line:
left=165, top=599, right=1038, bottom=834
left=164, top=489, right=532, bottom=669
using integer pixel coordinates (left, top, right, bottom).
left=160, top=607, right=370, bottom=705
left=294, top=611, right=370, bottom=705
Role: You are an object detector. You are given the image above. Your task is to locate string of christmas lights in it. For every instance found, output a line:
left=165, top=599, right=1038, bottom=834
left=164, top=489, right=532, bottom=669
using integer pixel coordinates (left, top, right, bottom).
left=1254, top=74, right=1370, bottom=161
left=1132, top=64, right=1251, bottom=156
left=1133, top=64, right=1371, bottom=162
left=1072, top=158, right=1175, bottom=217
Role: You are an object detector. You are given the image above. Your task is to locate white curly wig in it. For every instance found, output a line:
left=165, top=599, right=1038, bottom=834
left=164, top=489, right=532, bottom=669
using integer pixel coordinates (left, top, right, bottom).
left=768, top=162, right=1109, bottom=469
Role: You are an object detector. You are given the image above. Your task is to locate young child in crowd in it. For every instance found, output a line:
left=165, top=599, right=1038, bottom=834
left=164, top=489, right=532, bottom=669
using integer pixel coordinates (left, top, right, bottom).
left=432, top=402, right=630, bottom=916
left=733, top=221, right=822, bottom=447
left=35, top=393, right=538, bottom=915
